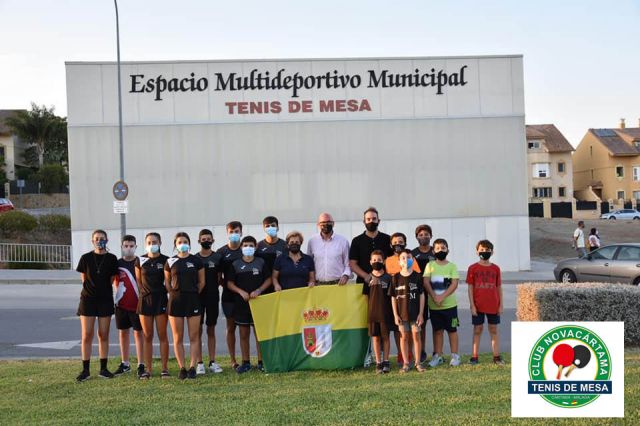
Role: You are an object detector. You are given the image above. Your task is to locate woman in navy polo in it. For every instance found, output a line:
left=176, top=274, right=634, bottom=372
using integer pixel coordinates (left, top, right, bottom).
left=272, top=231, right=316, bottom=291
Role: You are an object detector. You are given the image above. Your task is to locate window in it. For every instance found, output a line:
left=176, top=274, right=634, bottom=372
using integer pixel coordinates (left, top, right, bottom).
left=615, top=165, right=624, bottom=178
left=533, top=163, right=550, bottom=178
left=616, top=246, right=640, bottom=261
left=591, top=246, right=618, bottom=260
left=634, top=191, right=640, bottom=200
left=528, top=141, right=540, bottom=149
left=633, top=166, right=640, bottom=181
left=557, top=162, right=565, bottom=173
left=532, top=187, right=552, bottom=198
left=635, top=141, right=640, bottom=150
left=559, top=187, right=566, bottom=197
left=617, top=190, right=625, bottom=200
left=590, top=146, right=593, bottom=157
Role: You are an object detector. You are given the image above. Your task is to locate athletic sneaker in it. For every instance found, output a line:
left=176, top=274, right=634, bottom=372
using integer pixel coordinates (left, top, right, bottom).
left=196, top=362, right=206, bottom=375
left=99, top=369, right=115, bottom=379
left=450, top=353, right=461, bottom=367
left=137, top=364, right=145, bottom=378
left=256, top=361, right=264, bottom=372
left=208, top=361, right=223, bottom=374
left=76, top=370, right=90, bottom=382
left=364, top=352, right=373, bottom=368
left=178, top=368, right=188, bottom=380
left=470, top=357, right=479, bottom=365
left=382, top=361, right=391, bottom=374
left=236, top=363, right=252, bottom=374
left=114, top=362, right=131, bottom=375
left=375, top=363, right=384, bottom=374
left=188, top=367, right=197, bottom=379
left=493, top=355, right=505, bottom=365
left=420, top=351, right=428, bottom=364
left=161, top=370, right=170, bottom=379
left=428, top=354, right=444, bottom=368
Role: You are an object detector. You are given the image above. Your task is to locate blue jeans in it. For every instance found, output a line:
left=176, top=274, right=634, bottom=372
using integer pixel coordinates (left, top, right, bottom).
left=576, top=247, right=587, bottom=258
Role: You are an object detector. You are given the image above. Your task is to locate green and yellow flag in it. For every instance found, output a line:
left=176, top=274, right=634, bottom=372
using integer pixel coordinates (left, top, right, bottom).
left=249, top=284, right=369, bottom=373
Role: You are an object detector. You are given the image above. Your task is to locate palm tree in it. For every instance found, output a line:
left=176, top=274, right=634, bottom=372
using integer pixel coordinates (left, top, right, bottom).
left=3, top=103, right=60, bottom=167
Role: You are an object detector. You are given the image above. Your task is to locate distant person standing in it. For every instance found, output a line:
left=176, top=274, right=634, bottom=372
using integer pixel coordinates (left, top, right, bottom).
left=349, top=207, right=393, bottom=284
left=573, top=221, right=587, bottom=258
left=307, top=212, right=351, bottom=285
left=588, top=228, right=601, bottom=252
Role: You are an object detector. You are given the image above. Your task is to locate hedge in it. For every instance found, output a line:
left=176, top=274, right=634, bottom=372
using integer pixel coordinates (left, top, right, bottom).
left=38, top=214, right=70, bottom=232
left=517, top=282, right=640, bottom=346
left=0, top=210, right=38, bottom=235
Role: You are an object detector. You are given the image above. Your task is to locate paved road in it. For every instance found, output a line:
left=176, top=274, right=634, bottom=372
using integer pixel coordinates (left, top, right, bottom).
left=0, top=283, right=521, bottom=360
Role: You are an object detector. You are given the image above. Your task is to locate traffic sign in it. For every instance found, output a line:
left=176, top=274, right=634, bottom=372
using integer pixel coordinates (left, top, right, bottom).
left=112, top=180, right=129, bottom=201
left=113, top=200, right=128, bottom=214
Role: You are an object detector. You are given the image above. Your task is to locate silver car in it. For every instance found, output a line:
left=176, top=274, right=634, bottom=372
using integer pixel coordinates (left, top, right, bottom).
left=554, top=244, right=640, bottom=285
left=600, top=209, right=640, bottom=220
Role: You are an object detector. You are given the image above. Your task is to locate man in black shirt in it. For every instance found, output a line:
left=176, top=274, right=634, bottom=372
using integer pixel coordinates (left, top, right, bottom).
left=256, top=216, right=287, bottom=294
left=349, top=207, right=393, bottom=284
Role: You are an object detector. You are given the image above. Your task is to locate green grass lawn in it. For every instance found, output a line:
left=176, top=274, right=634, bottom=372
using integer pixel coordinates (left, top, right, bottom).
left=1, top=352, right=638, bottom=425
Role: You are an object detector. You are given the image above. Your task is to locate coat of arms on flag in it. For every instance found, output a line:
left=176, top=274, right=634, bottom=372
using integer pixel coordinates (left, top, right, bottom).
left=302, top=308, right=332, bottom=358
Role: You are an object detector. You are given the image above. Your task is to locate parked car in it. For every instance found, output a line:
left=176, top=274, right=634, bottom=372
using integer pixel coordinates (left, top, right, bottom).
left=0, top=198, right=14, bottom=213
left=600, top=209, right=640, bottom=220
left=554, top=244, right=640, bottom=285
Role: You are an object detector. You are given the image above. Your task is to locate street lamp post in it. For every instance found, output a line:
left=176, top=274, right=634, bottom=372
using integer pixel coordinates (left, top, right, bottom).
left=114, top=0, right=126, bottom=239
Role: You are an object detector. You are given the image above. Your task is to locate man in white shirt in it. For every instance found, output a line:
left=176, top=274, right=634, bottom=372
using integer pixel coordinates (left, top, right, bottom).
left=573, top=221, right=587, bottom=258
left=307, top=212, right=351, bottom=285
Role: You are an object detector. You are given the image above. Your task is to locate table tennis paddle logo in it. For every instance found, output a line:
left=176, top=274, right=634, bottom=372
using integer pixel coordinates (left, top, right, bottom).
left=527, top=325, right=612, bottom=408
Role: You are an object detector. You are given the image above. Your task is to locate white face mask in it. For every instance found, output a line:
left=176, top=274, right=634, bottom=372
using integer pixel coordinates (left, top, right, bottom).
left=147, top=244, right=160, bottom=254
left=122, top=247, right=136, bottom=257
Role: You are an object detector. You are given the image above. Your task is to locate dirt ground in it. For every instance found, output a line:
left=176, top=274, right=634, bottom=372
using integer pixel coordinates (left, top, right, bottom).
left=529, top=217, right=640, bottom=263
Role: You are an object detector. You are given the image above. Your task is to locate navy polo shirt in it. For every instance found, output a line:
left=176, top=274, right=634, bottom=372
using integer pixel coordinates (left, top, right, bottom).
left=273, top=252, right=315, bottom=290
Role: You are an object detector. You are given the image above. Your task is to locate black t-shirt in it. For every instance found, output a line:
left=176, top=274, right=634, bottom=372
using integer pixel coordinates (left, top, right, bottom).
left=76, top=251, right=119, bottom=299
left=228, top=256, right=270, bottom=294
left=138, top=254, right=169, bottom=296
left=196, top=251, right=222, bottom=301
left=256, top=238, right=287, bottom=270
left=164, top=254, right=204, bottom=294
left=362, top=272, right=394, bottom=325
left=217, top=244, right=243, bottom=302
left=389, top=271, right=424, bottom=322
left=412, top=247, right=435, bottom=273
left=349, top=232, right=393, bottom=283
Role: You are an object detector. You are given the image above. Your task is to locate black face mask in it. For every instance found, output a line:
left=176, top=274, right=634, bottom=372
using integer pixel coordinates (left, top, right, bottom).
left=418, top=237, right=431, bottom=246
left=288, top=244, right=301, bottom=253
left=321, top=224, right=333, bottom=234
left=434, top=251, right=448, bottom=261
left=479, top=252, right=492, bottom=260
left=200, top=241, right=212, bottom=250
left=365, top=222, right=379, bottom=232
left=371, top=261, right=384, bottom=271
left=393, top=244, right=406, bottom=254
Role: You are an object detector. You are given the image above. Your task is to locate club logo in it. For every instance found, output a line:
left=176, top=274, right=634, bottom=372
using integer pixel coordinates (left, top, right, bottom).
left=301, top=308, right=332, bottom=358
left=528, top=325, right=612, bottom=408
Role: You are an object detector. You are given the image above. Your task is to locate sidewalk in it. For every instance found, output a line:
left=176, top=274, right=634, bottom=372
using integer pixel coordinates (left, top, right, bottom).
left=0, top=260, right=557, bottom=285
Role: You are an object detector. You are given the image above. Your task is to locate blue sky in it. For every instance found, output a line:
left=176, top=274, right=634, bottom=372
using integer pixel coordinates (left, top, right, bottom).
left=1, top=0, right=639, bottom=145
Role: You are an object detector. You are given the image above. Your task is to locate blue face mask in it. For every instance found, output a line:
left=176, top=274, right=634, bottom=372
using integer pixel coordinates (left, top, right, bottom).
left=265, top=226, right=278, bottom=238
left=147, top=244, right=160, bottom=254
left=177, top=243, right=190, bottom=253
left=95, top=239, right=107, bottom=250
left=242, top=246, right=255, bottom=257
left=403, top=258, right=414, bottom=270
left=229, top=233, right=241, bottom=244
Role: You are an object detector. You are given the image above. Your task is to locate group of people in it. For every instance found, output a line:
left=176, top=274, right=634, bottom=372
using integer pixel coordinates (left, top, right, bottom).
left=74, top=207, right=504, bottom=381
left=572, top=220, right=601, bottom=258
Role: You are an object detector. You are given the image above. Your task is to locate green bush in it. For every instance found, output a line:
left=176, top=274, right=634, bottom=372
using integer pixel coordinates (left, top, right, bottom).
left=38, top=214, right=70, bottom=232
left=35, top=164, right=68, bottom=194
left=517, top=282, right=640, bottom=346
left=0, top=210, right=38, bottom=235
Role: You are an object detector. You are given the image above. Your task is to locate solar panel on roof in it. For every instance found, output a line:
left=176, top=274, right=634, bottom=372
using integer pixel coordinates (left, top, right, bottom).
left=594, top=129, right=616, bottom=137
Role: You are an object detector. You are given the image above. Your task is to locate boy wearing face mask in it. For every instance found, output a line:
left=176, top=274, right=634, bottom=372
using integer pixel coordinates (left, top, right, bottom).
left=423, top=238, right=460, bottom=367
left=195, top=229, right=223, bottom=374
left=257, top=216, right=287, bottom=295
left=227, top=236, right=272, bottom=373
left=113, top=235, right=145, bottom=378
left=362, top=250, right=394, bottom=373
left=412, top=224, right=435, bottom=363
left=385, top=233, right=422, bottom=275
left=466, top=240, right=504, bottom=365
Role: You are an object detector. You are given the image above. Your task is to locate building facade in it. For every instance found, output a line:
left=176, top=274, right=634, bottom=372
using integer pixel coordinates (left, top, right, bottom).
left=526, top=124, right=574, bottom=202
left=0, top=109, right=29, bottom=182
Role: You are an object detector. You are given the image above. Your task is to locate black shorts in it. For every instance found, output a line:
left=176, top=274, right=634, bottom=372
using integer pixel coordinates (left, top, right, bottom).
left=472, top=312, right=501, bottom=326
left=430, top=307, right=459, bottom=332
left=222, top=302, right=234, bottom=319
left=368, top=321, right=392, bottom=337
left=200, top=296, right=219, bottom=327
left=115, top=306, right=142, bottom=331
left=77, top=296, right=114, bottom=317
left=233, top=299, right=253, bottom=326
left=168, top=292, right=201, bottom=318
left=137, top=292, right=168, bottom=316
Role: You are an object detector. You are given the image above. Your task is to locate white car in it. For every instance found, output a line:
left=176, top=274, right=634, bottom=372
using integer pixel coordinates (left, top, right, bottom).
left=600, top=209, right=640, bottom=220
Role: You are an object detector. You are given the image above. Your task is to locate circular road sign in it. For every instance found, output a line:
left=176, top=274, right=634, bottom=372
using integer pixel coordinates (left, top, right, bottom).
left=112, top=180, right=129, bottom=201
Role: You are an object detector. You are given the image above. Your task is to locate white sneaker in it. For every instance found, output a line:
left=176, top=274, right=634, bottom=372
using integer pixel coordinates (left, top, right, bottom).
left=364, top=352, right=373, bottom=368
left=209, top=361, right=223, bottom=374
left=196, top=362, right=206, bottom=375
left=428, top=354, right=444, bottom=368
left=450, top=353, right=461, bottom=367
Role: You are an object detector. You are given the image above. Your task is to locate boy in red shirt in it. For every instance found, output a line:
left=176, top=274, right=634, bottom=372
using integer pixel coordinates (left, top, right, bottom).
left=466, top=240, right=504, bottom=365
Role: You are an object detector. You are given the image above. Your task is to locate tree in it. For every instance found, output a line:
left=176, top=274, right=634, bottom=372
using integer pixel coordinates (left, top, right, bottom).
left=4, top=103, right=67, bottom=167
left=0, top=156, right=7, bottom=188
